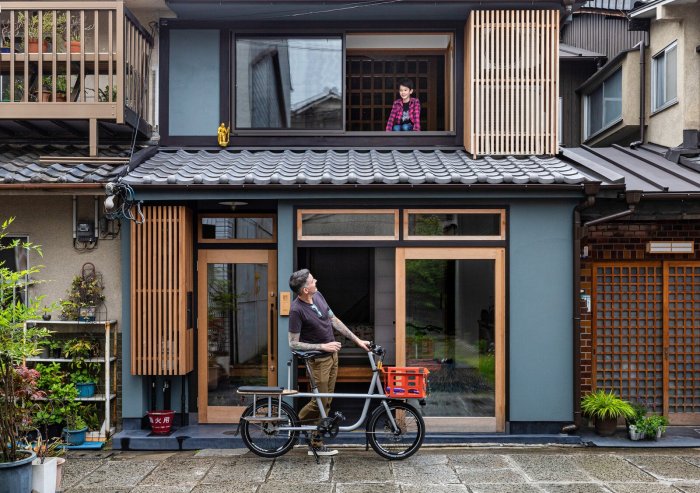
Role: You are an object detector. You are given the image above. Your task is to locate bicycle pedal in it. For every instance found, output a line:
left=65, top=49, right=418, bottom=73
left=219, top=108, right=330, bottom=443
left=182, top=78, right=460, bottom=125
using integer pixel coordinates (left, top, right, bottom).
left=333, top=411, right=346, bottom=422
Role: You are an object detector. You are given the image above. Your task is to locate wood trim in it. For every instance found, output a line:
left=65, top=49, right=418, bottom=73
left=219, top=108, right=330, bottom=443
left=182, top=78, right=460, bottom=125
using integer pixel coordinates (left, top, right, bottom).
left=395, top=247, right=505, bottom=432
left=662, top=262, right=670, bottom=417
left=402, top=209, right=506, bottom=241
left=424, top=417, right=497, bottom=433
left=465, top=10, right=559, bottom=156
left=197, top=213, right=277, bottom=243
left=297, top=209, right=399, bottom=241
left=131, top=206, right=193, bottom=376
left=197, top=249, right=277, bottom=424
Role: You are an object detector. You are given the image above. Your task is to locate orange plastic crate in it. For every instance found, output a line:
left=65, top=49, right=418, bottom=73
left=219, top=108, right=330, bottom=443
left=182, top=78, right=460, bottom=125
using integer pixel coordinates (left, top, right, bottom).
left=382, top=367, right=429, bottom=398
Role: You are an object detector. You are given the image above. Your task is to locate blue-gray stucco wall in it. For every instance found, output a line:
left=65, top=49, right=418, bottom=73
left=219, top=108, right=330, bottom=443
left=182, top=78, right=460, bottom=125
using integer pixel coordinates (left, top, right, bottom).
left=509, top=200, right=576, bottom=422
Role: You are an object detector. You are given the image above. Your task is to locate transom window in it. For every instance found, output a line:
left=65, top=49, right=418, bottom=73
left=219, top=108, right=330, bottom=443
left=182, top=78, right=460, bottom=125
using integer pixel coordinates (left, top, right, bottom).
left=585, top=68, right=622, bottom=139
left=198, top=215, right=276, bottom=243
left=652, top=41, right=677, bottom=112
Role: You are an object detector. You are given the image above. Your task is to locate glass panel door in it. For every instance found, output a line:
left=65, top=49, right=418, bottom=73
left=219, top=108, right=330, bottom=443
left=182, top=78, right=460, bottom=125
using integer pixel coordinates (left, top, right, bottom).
left=197, top=250, right=277, bottom=423
left=396, top=248, right=505, bottom=432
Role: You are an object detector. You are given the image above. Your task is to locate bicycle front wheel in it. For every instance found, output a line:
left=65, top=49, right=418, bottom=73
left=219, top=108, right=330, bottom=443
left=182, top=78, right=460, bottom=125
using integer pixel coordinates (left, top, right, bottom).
left=367, top=401, right=425, bottom=460
left=240, top=399, right=299, bottom=458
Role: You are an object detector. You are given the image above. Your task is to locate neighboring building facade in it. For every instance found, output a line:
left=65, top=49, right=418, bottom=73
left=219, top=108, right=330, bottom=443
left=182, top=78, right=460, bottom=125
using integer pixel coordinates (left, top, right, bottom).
left=566, top=0, right=700, bottom=425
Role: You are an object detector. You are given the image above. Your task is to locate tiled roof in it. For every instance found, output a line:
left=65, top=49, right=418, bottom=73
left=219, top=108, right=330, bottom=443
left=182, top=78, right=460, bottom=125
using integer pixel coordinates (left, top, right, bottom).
left=0, top=144, right=130, bottom=184
left=122, top=149, right=592, bottom=186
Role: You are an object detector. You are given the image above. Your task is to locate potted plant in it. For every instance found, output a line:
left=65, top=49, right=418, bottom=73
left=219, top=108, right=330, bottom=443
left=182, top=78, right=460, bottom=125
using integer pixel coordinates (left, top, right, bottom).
left=68, top=16, right=93, bottom=53
left=0, top=217, right=51, bottom=492
left=581, top=390, right=635, bottom=437
left=637, top=414, right=669, bottom=440
left=40, top=75, right=67, bottom=103
left=16, top=11, right=67, bottom=52
left=30, top=432, right=65, bottom=493
left=60, top=268, right=104, bottom=321
left=1, top=19, right=13, bottom=53
left=70, top=365, right=98, bottom=398
left=97, top=85, right=118, bottom=103
left=34, top=364, right=80, bottom=439
left=62, top=414, right=87, bottom=446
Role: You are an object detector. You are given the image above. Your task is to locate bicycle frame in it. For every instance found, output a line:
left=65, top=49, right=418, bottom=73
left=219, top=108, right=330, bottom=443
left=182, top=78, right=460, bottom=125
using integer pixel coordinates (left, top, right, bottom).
left=246, top=349, right=400, bottom=434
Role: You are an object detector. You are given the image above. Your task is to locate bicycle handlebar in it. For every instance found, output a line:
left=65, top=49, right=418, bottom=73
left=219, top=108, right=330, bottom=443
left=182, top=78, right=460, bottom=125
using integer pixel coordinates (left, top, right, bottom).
left=369, top=342, right=385, bottom=356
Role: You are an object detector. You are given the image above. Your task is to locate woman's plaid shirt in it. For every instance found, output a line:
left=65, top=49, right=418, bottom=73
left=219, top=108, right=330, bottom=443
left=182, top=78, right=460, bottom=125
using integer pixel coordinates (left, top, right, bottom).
left=385, top=97, right=421, bottom=131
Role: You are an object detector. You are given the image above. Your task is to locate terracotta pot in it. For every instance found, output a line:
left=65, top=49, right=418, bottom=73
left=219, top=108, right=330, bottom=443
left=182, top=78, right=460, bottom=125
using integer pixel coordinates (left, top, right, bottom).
left=28, top=39, right=49, bottom=53
left=595, top=417, right=618, bottom=436
left=70, top=40, right=81, bottom=53
left=54, top=457, right=65, bottom=493
left=40, top=90, right=52, bottom=102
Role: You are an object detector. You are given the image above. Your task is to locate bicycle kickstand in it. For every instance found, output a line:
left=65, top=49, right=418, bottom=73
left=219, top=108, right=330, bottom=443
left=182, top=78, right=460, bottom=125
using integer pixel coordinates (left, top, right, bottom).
left=310, top=446, right=320, bottom=464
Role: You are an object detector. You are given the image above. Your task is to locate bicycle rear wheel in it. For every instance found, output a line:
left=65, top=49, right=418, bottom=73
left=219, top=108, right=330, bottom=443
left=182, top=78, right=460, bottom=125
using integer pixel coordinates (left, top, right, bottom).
left=240, top=399, right=299, bottom=458
left=367, top=401, right=425, bottom=460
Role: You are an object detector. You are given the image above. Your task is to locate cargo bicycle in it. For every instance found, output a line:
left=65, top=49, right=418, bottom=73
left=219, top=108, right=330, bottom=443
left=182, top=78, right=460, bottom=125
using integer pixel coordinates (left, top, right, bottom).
left=234, top=343, right=429, bottom=461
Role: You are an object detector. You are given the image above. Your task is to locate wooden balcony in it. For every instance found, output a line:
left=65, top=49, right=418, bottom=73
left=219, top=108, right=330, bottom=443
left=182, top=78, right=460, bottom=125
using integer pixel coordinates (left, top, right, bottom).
left=0, top=2, right=152, bottom=153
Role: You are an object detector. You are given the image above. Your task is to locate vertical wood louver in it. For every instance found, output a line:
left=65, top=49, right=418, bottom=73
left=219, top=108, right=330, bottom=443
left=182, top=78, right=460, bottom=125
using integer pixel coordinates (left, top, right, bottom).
left=131, top=206, right=194, bottom=375
left=465, top=10, right=559, bottom=157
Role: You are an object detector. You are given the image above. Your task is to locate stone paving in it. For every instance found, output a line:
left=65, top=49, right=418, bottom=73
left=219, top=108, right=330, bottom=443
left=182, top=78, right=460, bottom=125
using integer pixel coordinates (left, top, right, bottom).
left=61, top=446, right=700, bottom=493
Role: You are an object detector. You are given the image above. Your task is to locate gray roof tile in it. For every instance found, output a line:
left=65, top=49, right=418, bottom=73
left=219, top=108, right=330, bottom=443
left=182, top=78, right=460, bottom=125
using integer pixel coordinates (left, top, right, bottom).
left=0, top=144, right=131, bottom=184
left=123, top=149, right=594, bottom=187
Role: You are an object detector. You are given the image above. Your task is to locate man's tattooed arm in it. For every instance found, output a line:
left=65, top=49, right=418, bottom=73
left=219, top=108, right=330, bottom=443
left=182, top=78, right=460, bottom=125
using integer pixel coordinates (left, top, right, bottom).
left=331, top=317, right=370, bottom=351
left=288, top=331, right=323, bottom=351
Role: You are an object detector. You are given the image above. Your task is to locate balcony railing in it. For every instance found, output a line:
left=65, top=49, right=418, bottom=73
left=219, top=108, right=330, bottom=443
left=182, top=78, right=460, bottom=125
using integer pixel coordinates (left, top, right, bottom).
left=0, top=2, right=152, bottom=129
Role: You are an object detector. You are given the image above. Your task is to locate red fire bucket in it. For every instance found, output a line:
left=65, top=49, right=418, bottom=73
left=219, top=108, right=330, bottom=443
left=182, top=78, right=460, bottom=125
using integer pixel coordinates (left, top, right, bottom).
left=147, top=410, right=175, bottom=434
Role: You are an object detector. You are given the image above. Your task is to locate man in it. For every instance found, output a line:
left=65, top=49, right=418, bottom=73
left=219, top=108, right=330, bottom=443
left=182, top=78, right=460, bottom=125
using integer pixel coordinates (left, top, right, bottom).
left=288, top=269, right=370, bottom=456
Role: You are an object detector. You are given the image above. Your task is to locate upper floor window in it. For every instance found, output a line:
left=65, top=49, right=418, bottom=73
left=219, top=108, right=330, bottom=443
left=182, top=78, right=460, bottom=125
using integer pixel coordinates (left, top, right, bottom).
left=652, top=41, right=677, bottom=112
left=235, top=37, right=343, bottom=130
left=584, top=69, right=622, bottom=139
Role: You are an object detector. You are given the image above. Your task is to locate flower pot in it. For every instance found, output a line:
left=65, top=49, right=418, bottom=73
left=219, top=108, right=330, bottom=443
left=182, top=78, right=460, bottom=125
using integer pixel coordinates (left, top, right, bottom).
left=70, top=40, right=81, bottom=53
left=62, top=426, right=88, bottom=446
left=75, top=382, right=96, bottom=398
left=1, top=47, right=10, bottom=53
left=28, top=39, right=49, bottom=53
left=54, top=457, right=65, bottom=493
left=0, top=450, right=36, bottom=493
left=31, top=457, right=57, bottom=493
left=628, top=428, right=644, bottom=441
left=147, top=410, right=175, bottom=434
left=594, top=417, right=618, bottom=437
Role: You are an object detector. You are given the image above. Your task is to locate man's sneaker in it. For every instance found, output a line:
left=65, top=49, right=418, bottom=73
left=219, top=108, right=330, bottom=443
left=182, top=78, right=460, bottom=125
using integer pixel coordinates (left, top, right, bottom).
left=308, top=444, right=338, bottom=456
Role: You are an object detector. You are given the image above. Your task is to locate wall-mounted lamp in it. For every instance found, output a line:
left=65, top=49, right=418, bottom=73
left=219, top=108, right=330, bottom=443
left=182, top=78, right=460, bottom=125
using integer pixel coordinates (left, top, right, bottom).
left=646, top=241, right=694, bottom=254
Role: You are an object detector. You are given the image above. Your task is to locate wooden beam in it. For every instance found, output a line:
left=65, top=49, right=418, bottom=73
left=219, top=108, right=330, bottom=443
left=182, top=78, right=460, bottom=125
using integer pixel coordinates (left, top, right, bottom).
left=89, top=118, right=98, bottom=157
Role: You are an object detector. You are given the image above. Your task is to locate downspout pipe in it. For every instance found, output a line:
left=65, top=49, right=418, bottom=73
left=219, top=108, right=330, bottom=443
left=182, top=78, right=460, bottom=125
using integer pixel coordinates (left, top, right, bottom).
left=572, top=182, right=599, bottom=429
left=573, top=190, right=642, bottom=428
left=631, top=40, right=646, bottom=149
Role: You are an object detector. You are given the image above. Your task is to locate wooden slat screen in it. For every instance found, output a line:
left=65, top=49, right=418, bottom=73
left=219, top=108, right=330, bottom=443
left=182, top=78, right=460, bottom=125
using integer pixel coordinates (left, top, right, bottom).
left=665, top=263, right=700, bottom=420
left=465, top=10, right=559, bottom=157
left=592, top=263, right=664, bottom=410
left=131, top=206, right=193, bottom=375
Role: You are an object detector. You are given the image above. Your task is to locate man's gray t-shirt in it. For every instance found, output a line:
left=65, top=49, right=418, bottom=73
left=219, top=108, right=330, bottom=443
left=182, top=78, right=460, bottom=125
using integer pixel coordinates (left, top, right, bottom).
left=288, top=291, right=335, bottom=344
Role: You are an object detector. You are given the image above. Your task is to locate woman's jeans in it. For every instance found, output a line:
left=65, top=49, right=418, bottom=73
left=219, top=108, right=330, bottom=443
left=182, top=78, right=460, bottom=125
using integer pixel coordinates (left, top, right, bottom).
left=392, top=123, right=413, bottom=131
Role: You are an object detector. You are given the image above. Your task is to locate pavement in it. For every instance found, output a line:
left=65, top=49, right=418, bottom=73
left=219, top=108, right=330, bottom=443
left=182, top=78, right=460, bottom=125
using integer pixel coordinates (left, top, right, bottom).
left=60, top=446, right=700, bottom=492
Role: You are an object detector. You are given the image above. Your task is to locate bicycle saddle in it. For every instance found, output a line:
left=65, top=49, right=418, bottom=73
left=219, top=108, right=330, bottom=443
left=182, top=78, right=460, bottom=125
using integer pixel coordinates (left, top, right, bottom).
left=291, top=349, right=327, bottom=359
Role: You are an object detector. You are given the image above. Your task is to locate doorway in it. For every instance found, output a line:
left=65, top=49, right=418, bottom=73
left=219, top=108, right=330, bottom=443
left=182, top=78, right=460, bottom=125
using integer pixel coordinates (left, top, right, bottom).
left=396, top=248, right=506, bottom=432
left=197, top=250, right=277, bottom=423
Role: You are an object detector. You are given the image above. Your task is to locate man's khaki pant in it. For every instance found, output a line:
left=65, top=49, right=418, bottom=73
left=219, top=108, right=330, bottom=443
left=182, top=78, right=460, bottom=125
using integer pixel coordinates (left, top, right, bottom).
left=298, top=352, right=338, bottom=426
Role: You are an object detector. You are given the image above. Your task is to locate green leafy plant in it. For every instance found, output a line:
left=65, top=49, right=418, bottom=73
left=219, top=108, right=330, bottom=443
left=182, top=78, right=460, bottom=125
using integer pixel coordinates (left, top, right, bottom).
left=636, top=414, right=669, bottom=439
left=60, top=274, right=104, bottom=320
left=35, top=362, right=64, bottom=390
left=65, top=413, right=86, bottom=431
left=63, top=338, right=95, bottom=359
left=70, top=366, right=97, bottom=385
left=581, top=390, right=635, bottom=421
left=34, top=382, right=79, bottom=427
left=0, top=217, right=52, bottom=463
left=16, top=11, right=67, bottom=41
left=79, top=404, right=100, bottom=431
left=627, top=401, right=647, bottom=427
left=97, top=85, right=117, bottom=102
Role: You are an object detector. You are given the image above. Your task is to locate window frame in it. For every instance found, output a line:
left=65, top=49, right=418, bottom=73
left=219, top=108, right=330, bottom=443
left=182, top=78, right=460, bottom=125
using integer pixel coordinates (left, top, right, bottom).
left=402, top=209, right=506, bottom=241
left=651, top=41, right=678, bottom=113
left=297, top=209, right=400, bottom=241
left=198, top=214, right=277, bottom=244
left=583, top=67, right=623, bottom=140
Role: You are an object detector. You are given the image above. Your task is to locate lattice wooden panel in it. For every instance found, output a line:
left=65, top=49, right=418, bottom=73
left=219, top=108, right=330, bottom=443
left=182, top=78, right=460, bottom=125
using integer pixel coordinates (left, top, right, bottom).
left=131, top=206, right=194, bottom=375
left=665, top=263, right=700, bottom=416
left=465, top=10, right=559, bottom=156
left=345, top=55, right=441, bottom=131
left=592, top=263, right=664, bottom=410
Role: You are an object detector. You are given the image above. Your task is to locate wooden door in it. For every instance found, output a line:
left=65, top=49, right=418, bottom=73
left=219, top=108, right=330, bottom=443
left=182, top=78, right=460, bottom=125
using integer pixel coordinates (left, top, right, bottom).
left=197, top=250, right=277, bottom=423
left=591, top=261, right=700, bottom=424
